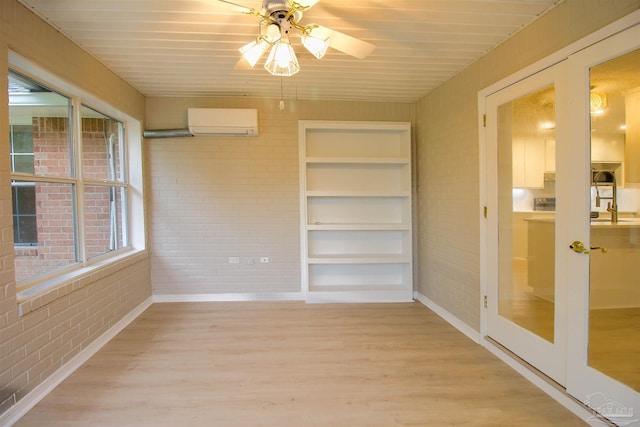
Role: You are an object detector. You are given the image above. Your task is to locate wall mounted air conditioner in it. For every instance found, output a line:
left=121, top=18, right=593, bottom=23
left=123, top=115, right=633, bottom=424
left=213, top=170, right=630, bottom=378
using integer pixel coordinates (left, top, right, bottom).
left=187, top=108, right=258, bottom=136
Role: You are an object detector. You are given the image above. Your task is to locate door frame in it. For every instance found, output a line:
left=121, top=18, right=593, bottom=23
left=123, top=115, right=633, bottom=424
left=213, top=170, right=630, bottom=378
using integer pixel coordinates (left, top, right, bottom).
left=478, top=9, right=640, bottom=422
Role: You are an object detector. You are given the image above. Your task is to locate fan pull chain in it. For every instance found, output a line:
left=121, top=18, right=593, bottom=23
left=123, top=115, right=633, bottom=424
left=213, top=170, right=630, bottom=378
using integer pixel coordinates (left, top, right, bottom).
left=279, top=77, right=285, bottom=111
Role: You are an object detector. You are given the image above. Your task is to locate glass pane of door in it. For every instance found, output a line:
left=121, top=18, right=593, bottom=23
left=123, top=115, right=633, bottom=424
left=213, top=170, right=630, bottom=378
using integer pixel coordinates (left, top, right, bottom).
left=588, top=48, right=640, bottom=393
left=498, top=85, right=556, bottom=343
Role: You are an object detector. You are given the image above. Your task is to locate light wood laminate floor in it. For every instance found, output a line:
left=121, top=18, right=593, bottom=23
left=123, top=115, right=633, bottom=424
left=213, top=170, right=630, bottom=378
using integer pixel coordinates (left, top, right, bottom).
left=16, top=302, right=587, bottom=426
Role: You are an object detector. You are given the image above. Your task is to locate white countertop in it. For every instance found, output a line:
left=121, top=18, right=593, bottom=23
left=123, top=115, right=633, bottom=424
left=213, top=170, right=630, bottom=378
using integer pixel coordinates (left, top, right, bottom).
left=524, top=217, right=640, bottom=227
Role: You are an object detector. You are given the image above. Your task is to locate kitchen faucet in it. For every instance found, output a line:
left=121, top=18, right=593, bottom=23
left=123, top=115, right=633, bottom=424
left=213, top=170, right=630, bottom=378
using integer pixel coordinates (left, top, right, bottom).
left=593, top=170, right=618, bottom=223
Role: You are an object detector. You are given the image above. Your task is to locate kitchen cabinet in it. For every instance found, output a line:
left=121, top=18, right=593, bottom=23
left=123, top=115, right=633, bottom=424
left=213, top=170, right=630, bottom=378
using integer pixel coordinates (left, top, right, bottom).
left=545, top=138, right=556, bottom=173
left=589, top=222, right=640, bottom=308
left=526, top=218, right=555, bottom=302
left=625, top=88, right=640, bottom=183
left=513, top=136, right=545, bottom=188
left=591, top=132, right=625, bottom=185
left=299, top=121, right=413, bottom=303
left=591, top=136, right=625, bottom=163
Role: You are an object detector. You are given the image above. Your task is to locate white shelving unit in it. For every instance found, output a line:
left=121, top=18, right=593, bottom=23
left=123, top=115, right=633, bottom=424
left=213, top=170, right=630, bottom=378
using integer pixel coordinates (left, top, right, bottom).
left=299, top=121, right=413, bottom=303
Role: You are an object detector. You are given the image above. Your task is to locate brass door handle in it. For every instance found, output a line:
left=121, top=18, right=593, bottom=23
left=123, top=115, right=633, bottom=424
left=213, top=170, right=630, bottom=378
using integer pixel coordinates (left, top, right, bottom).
left=570, top=241, right=589, bottom=254
left=569, top=241, right=607, bottom=254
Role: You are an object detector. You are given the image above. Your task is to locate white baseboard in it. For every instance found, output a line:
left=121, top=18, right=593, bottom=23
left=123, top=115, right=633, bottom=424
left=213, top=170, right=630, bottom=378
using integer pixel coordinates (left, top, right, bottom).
left=413, top=291, right=481, bottom=344
left=0, top=297, right=153, bottom=427
left=152, top=292, right=305, bottom=303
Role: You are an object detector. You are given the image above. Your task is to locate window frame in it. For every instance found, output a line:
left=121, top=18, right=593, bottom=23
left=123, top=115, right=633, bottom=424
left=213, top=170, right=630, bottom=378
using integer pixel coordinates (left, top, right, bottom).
left=9, top=53, right=145, bottom=300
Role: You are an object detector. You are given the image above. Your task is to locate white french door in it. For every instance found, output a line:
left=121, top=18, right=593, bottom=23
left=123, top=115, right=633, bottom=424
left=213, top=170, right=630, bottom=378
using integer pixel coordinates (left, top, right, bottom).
left=565, top=26, right=640, bottom=423
left=485, top=62, right=569, bottom=386
left=485, top=23, right=640, bottom=424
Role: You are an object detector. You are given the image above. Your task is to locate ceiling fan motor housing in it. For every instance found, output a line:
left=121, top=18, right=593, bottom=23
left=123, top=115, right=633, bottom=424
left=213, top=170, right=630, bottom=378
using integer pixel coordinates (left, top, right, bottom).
left=263, top=0, right=303, bottom=31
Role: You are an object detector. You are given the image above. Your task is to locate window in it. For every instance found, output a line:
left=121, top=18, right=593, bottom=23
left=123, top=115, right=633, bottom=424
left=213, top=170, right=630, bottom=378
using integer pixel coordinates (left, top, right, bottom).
left=8, top=68, right=133, bottom=288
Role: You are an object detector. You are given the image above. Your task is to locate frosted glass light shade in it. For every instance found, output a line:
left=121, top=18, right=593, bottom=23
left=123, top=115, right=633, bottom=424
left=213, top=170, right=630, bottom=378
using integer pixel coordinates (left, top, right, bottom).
left=264, top=39, right=300, bottom=76
left=302, top=34, right=329, bottom=59
left=239, top=38, right=269, bottom=68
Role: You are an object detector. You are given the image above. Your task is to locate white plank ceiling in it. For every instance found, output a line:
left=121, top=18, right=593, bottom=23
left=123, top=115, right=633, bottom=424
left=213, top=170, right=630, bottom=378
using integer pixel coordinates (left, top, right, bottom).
left=17, top=0, right=560, bottom=102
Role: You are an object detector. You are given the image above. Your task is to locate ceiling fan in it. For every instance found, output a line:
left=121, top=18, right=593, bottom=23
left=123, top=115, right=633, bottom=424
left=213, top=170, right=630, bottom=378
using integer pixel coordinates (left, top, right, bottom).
left=218, top=0, right=376, bottom=76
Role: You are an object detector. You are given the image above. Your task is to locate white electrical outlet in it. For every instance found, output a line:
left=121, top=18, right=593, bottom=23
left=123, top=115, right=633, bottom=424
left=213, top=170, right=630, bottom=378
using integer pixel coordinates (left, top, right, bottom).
left=242, top=257, right=254, bottom=265
left=229, top=257, right=240, bottom=264
left=260, top=257, right=269, bottom=263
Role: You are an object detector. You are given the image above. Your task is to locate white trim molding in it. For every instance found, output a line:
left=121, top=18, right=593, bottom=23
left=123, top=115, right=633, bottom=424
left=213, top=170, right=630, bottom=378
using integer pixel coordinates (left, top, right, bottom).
left=152, top=292, right=305, bottom=303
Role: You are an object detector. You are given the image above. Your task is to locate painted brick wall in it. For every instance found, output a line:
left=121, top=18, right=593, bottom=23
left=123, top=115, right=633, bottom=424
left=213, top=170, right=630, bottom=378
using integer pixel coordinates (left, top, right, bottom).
left=415, top=0, right=640, bottom=331
left=0, top=0, right=149, bottom=420
left=0, top=253, right=149, bottom=416
left=146, top=98, right=416, bottom=296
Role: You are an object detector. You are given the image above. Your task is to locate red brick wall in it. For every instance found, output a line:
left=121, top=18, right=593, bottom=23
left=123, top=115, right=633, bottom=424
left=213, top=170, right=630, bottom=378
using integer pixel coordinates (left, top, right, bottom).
left=82, top=117, right=124, bottom=259
left=14, top=116, right=123, bottom=282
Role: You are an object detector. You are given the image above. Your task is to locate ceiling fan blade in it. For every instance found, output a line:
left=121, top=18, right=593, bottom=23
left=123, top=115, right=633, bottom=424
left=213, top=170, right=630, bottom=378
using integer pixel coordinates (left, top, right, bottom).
left=216, top=0, right=255, bottom=14
left=309, top=25, right=375, bottom=59
left=291, top=0, right=321, bottom=9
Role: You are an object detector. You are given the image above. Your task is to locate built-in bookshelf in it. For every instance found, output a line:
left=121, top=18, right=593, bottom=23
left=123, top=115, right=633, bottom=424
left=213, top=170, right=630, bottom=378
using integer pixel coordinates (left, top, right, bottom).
left=299, top=121, right=413, bottom=303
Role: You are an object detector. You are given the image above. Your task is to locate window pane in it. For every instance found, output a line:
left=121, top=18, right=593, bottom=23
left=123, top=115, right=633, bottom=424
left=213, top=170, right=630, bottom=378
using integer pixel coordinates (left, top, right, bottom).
left=497, top=85, right=556, bottom=344
left=33, top=116, right=72, bottom=177
left=81, top=106, right=124, bottom=182
left=13, top=154, right=34, bottom=174
left=10, top=125, right=35, bottom=173
left=14, top=216, right=37, bottom=245
left=12, top=125, right=33, bottom=152
left=13, top=182, right=78, bottom=282
left=13, top=185, right=36, bottom=212
left=8, top=71, right=72, bottom=178
left=84, top=185, right=127, bottom=259
left=12, top=184, right=37, bottom=245
left=587, top=48, right=640, bottom=393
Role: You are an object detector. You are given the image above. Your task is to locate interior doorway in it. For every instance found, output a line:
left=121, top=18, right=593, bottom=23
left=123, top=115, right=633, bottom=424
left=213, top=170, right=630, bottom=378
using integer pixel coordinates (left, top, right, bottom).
left=482, top=22, right=640, bottom=424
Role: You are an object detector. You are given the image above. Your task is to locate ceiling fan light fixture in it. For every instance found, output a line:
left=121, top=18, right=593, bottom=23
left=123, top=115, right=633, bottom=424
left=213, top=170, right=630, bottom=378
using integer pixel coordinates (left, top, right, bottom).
left=590, top=92, right=608, bottom=115
left=239, top=37, right=270, bottom=67
left=264, top=38, right=300, bottom=76
left=302, top=33, right=329, bottom=59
